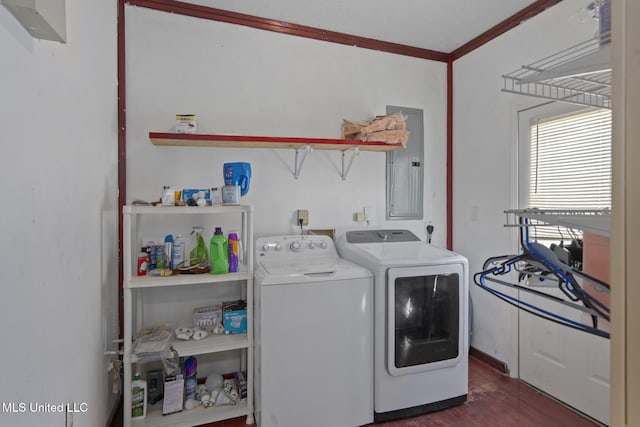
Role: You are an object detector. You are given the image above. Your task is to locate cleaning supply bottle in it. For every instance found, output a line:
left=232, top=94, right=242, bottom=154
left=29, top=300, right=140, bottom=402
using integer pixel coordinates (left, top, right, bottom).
left=189, top=227, right=208, bottom=267
left=228, top=233, right=239, bottom=273
left=210, top=227, right=229, bottom=274
left=131, top=373, right=147, bottom=420
left=223, top=162, right=252, bottom=196
left=184, top=356, right=198, bottom=402
left=164, top=234, right=174, bottom=270
left=172, top=235, right=185, bottom=269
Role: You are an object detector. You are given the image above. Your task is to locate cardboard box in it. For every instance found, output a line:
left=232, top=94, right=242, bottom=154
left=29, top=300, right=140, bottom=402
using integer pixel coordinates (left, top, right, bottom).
left=222, top=185, right=240, bottom=205
left=182, top=188, right=210, bottom=204
left=234, top=371, right=247, bottom=399
left=193, top=305, right=222, bottom=332
left=175, top=114, right=198, bottom=134
left=222, top=300, right=247, bottom=335
left=210, top=187, right=223, bottom=205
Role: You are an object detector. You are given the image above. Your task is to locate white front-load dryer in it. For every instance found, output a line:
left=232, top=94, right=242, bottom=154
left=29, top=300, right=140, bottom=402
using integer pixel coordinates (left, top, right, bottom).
left=254, top=235, right=373, bottom=427
left=336, top=229, right=469, bottom=422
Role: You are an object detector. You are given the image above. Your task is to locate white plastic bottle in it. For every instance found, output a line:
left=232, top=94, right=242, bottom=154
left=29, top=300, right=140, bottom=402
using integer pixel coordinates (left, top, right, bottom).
left=172, top=235, right=185, bottom=269
left=131, top=373, right=147, bottom=420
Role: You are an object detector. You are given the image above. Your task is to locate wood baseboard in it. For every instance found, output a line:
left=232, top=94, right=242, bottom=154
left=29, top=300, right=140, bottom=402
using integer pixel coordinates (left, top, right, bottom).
left=470, top=346, right=510, bottom=375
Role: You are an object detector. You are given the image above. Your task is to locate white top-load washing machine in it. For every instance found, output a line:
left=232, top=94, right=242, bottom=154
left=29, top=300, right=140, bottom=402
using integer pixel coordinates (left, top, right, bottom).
left=336, top=229, right=469, bottom=422
left=254, top=234, right=373, bottom=427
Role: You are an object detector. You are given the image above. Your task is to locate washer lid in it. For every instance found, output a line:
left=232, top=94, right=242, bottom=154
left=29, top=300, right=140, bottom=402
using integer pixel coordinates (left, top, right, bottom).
left=256, top=256, right=371, bottom=285
left=336, top=230, right=467, bottom=270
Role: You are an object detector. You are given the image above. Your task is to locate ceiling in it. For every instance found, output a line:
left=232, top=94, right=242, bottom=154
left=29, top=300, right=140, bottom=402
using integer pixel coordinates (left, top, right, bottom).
left=188, top=0, right=544, bottom=53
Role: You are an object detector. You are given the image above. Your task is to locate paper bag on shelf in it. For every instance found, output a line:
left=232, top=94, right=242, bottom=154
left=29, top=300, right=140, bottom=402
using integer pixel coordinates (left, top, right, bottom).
left=341, top=112, right=408, bottom=147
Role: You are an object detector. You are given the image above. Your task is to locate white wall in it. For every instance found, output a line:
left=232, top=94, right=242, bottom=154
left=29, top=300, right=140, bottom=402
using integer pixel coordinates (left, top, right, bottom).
left=125, top=6, right=447, bottom=244
left=0, top=1, right=118, bottom=426
left=452, top=0, right=598, bottom=371
left=0, top=0, right=608, bottom=422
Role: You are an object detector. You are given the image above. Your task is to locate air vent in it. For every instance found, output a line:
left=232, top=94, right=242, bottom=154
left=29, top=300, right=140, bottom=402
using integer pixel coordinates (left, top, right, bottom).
left=1, top=0, right=66, bottom=43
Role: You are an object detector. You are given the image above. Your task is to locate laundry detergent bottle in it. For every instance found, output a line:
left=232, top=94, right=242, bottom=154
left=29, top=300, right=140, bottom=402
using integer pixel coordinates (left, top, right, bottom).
left=223, top=162, right=252, bottom=196
left=210, top=227, right=229, bottom=274
left=228, top=233, right=239, bottom=273
left=131, top=373, right=147, bottom=420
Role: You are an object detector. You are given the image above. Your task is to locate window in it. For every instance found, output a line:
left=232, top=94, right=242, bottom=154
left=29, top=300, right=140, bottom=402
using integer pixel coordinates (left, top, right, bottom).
left=518, top=105, right=612, bottom=241
left=529, top=108, right=611, bottom=210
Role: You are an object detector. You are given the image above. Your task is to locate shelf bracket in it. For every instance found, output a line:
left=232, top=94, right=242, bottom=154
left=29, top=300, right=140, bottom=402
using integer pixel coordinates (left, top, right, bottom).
left=341, top=146, right=360, bottom=180
left=294, top=144, right=312, bottom=179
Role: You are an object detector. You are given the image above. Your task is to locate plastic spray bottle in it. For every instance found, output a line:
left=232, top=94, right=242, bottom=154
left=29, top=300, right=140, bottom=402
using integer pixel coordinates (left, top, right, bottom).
left=189, top=227, right=208, bottom=267
left=164, top=235, right=174, bottom=270
left=210, top=227, right=229, bottom=274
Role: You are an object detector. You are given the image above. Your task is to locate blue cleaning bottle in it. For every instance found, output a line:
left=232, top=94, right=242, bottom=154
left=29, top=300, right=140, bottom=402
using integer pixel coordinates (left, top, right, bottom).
left=223, top=162, right=252, bottom=196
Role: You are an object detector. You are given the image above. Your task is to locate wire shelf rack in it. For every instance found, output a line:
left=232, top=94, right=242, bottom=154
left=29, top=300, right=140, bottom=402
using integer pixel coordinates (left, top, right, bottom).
left=502, top=33, right=611, bottom=109
left=504, top=208, right=611, bottom=237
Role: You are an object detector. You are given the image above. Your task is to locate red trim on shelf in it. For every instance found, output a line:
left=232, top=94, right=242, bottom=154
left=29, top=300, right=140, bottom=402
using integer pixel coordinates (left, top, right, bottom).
left=149, top=132, right=400, bottom=149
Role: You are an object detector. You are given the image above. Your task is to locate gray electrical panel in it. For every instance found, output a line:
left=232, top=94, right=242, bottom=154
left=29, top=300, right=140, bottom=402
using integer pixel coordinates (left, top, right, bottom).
left=386, top=106, right=424, bottom=220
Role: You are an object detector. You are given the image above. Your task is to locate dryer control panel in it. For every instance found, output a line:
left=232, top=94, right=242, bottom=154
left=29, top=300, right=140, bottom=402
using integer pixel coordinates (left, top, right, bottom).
left=256, top=235, right=335, bottom=259
left=346, top=229, right=421, bottom=243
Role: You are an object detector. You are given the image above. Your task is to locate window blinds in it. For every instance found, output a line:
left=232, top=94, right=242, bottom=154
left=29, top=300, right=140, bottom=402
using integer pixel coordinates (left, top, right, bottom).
left=529, top=109, right=611, bottom=212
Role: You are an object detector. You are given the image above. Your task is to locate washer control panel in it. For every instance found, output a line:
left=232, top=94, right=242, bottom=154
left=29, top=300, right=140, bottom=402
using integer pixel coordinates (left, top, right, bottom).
left=256, top=235, right=335, bottom=258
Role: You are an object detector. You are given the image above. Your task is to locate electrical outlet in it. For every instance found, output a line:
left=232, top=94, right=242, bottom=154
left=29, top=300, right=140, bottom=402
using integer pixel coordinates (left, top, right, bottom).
left=297, top=209, right=309, bottom=226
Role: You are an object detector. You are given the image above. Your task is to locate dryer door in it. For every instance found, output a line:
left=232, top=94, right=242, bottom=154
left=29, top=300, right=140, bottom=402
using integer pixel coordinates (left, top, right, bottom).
left=386, top=264, right=465, bottom=376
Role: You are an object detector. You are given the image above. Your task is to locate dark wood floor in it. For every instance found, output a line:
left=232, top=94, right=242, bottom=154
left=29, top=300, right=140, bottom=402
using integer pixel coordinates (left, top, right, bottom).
left=202, top=356, right=601, bottom=427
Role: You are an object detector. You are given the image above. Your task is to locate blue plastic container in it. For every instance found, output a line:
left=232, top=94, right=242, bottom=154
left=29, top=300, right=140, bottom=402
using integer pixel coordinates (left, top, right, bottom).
left=223, top=162, right=252, bottom=196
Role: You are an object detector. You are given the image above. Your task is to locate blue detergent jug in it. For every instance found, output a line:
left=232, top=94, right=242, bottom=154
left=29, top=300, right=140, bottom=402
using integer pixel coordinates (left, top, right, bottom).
left=224, top=162, right=252, bottom=196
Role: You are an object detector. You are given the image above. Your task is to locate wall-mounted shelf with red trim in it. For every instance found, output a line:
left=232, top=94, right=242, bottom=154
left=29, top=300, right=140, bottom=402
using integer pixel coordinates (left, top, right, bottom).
left=149, top=132, right=403, bottom=179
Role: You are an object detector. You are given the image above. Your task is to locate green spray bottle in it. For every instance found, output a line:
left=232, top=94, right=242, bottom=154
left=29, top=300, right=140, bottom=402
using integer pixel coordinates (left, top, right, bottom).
left=189, top=227, right=208, bottom=268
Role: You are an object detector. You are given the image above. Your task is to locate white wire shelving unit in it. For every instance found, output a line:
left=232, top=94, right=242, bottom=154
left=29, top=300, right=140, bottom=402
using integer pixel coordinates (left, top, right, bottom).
left=502, top=33, right=611, bottom=109
left=504, top=208, right=611, bottom=237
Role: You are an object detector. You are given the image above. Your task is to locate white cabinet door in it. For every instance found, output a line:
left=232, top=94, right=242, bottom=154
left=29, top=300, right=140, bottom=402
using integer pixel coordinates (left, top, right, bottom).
left=518, top=287, right=610, bottom=425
